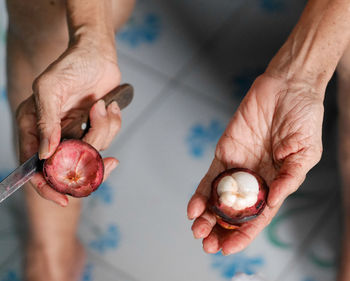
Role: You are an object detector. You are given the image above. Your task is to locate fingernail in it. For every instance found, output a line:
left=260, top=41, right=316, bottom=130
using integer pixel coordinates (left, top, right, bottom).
left=221, top=250, right=229, bottom=256
left=110, top=160, right=118, bottom=170
left=193, top=232, right=200, bottom=239
left=39, top=138, right=49, bottom=159
left=96, top=100, right=107, bottom=116
left=110, top=101, right=120, bottom=114
left=57, top=196, right=68, bottom=207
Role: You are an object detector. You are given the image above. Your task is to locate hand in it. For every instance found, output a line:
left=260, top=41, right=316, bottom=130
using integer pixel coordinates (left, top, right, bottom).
left=16, top=37, right=122, bottom=206
left=187, top=74, right=324, bottom=255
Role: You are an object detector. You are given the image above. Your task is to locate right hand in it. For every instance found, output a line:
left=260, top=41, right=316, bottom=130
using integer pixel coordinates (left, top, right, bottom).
left=16, top=36, right=122, bottom=206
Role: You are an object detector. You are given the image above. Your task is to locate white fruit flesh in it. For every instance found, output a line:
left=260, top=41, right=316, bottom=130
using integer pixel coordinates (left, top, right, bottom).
left=217, top=172, right=259, bottom=210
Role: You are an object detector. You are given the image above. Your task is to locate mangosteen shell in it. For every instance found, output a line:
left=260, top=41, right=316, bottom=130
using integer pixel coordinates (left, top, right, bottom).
left=43, top=139, right=104, bottom=198
left=210, top=168, right=269, bottom=227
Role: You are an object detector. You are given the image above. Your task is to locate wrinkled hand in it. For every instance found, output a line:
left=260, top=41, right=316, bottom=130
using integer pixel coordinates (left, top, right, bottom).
left=187, top=74, right=324, bottom=255
left=16, top=40, right=122, bottom=206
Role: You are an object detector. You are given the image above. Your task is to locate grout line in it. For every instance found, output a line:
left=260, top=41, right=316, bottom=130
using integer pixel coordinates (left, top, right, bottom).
left=117, top=49, right=171, bottom=83
left=118, top=49, right=236, bottom=114
left=273, top=192, right=338, bottom=281
left=115, top=3, right=251, bottom=147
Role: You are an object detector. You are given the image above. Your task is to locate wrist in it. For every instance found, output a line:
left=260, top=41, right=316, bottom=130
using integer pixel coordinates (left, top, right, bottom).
left=266, top=0, right=350, bottom=93
left=265, top=39, right=330, bottom=94
left=66, top=0, right=115, bottom=47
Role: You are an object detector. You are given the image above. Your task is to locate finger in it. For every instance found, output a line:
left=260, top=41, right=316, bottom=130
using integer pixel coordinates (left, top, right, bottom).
left=16, top=96, right=40, bottom=162
left=187, top=158, right=225, bottom=220
left=32, top=77, right=62, bottom=160
left=191, top=210, right=217, bottom=239
left=101, top=101, right=121, bottom=150
left=30, top=173, right=69, bottom=207
left=102, top=157, right=119, bottom=182
left=221, top=203, right=281, bottom=255
left=268, top=151, right=310, bottom=208
left=187, top=192, right=208, bottom=221
left=202, top=225, right=226, bottom=254
left=82, top=100, right=110, bottom=151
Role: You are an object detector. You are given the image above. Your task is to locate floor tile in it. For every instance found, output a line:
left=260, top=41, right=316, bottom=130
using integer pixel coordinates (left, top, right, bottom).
left=180, top=0, right=307, bottom=104
left=117, top=52, right=169, bottom=132
left=116, top=0, right=200, bottom=78
left=281, top=205, right=339, bottom=281
left=164, top=0, right=245, bottom=42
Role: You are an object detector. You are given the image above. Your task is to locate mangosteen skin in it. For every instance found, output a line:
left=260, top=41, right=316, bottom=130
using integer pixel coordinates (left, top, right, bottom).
left=210, top=168, right=269, bottom=229
left=43, top=139, right=104, bottom=198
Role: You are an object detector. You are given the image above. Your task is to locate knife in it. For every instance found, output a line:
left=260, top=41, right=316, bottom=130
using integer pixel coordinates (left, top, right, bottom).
left=0, top=83, right=134, bottom=204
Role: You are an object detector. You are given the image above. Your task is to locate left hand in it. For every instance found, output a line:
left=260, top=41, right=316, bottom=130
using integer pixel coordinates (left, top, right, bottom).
left=187, top=74, right=324, bottom=255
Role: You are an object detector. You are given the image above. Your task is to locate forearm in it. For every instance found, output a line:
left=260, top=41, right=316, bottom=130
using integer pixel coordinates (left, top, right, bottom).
left=266, top=0, right=350, bottom=92
left=65, top=0, right=116, bottom=46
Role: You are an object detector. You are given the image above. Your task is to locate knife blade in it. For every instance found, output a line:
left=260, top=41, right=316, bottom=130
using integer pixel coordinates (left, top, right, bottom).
left=0, top=83, right=134, bottom=204
left=0, top=153, right=41, bottom=203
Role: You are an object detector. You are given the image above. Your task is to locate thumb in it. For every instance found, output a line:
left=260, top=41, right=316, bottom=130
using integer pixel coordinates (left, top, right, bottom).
left=33, top=78, right=62, bottom=160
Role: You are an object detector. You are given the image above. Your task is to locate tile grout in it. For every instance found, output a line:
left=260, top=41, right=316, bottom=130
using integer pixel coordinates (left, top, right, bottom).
left=115, top=3, right=252, bottom=147
left=118, top=49, right=236, bottom=114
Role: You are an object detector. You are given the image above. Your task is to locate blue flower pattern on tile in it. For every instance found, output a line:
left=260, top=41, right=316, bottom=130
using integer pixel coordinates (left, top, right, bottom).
left=80, top=263, right=94, bottom=281
left=117, top=13, right=161, bottom=47
left=91, top=182, right=113, bottom=204
left=260, top=0, right=285, bottom=12
left=0, top=271, right=21, bottom=281
left=186, top=120, right=225, bottom=158
left=89, top=224, right=120, bottom=254
left=1, top=87, right=6, bottom=100
left=211, top=252, right=264, bottom=279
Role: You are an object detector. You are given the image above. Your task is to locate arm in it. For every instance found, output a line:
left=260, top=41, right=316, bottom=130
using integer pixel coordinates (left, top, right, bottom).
left=188, top=0, right=350, bottom=255
left=15, top=0, right=131, bottom=204
left=33, top=0, right=121, bottom=160
left=267, top=0, right=350, bottom=92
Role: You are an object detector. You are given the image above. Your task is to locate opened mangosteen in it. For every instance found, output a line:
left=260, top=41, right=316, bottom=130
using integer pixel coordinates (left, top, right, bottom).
left=43, top=139, right=104, bottom=197
left=210, top=168, right=269, bottom=229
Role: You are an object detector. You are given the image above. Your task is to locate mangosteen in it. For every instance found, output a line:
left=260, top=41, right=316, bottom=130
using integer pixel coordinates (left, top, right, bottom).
left=210, top=168, right=269, bottom=229
left=43, top=139, right=104, bottom=197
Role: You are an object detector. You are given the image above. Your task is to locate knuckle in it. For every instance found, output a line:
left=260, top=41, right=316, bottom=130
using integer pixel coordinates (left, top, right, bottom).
left=33, top=74, right=52, bottom=94
left=33, top=74, right=64, bottom=103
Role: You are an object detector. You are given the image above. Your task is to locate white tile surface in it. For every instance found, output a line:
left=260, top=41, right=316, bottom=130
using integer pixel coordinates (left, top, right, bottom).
left=281, top=207, right=339, bottom=281
left=116, top=0, right=200, bottom=78
left=117, top=52, right=169, bottom=131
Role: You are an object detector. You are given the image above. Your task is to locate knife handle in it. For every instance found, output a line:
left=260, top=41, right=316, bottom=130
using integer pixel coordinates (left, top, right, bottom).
left=61, top=83, right=134, bottom=140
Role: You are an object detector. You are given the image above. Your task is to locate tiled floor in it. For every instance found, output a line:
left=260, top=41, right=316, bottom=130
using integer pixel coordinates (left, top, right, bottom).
left=0, top=0, right=342, bottom=280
